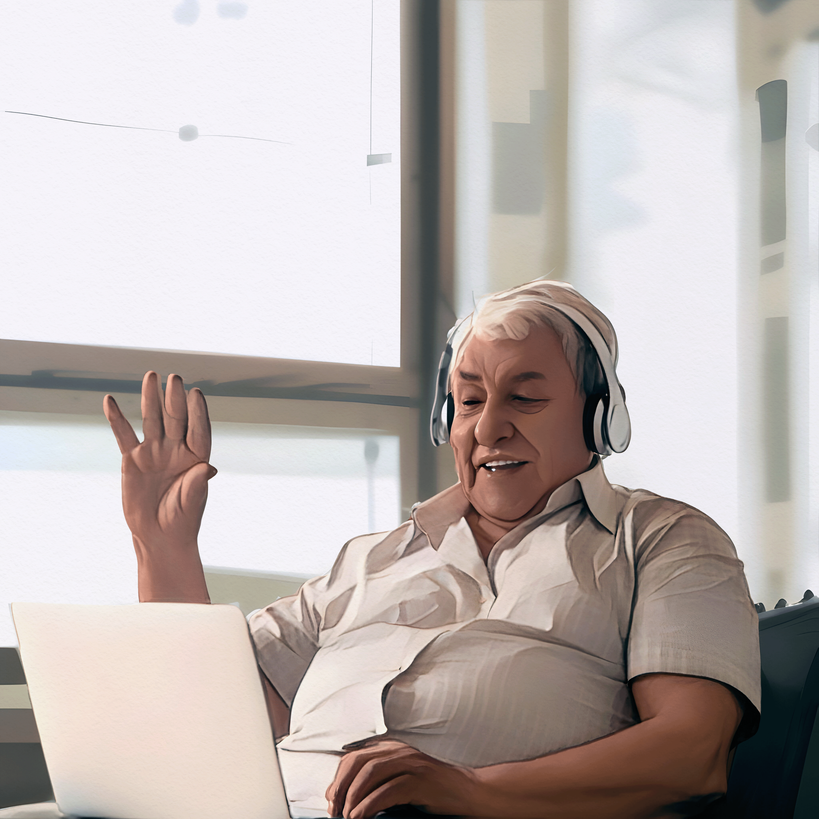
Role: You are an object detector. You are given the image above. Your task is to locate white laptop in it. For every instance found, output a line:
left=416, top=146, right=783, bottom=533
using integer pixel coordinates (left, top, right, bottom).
left=8, top=602, right=331, bottom=819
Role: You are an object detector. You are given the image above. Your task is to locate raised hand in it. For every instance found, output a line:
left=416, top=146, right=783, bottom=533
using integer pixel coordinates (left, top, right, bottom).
left=104, top=371, right=216, bottom=603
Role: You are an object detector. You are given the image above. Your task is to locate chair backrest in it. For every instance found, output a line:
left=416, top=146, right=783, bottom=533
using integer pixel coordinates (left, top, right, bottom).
left=203, top=566, right=307, bottom=615
left=704, top=594, right=819, bottom=818
left=0, top=646, right=26, bottom=686
left=0, top=646, right=54, bottom=809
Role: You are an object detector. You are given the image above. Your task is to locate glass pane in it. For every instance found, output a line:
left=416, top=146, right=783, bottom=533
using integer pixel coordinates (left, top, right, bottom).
left=0, top=1, right=400, bottom=366
left=201, top=422, right=401, bottom=574
left=0, top=411, right=401, bottom=646
left=566, top=0, right=742, bottom=547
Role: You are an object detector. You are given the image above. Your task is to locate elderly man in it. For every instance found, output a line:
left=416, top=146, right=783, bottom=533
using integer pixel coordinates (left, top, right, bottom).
left=104, top=280, right=760, bottom=819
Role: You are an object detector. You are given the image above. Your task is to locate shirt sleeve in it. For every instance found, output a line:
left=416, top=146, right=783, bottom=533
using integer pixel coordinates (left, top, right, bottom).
left=626, top=498, right=762, bottom=733
left=246, top=527, right=394, bottom=706
left=247, top=574, right=329, bottom=706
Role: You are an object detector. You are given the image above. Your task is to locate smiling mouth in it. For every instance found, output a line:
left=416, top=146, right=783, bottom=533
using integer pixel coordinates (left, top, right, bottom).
left=480, top=460, right=527, bottom=473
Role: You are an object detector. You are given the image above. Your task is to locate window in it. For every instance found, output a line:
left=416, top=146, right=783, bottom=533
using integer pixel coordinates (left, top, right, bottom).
left=0, top=1, right=441, bottom=646
left=1, top=1, right=401, bottom=365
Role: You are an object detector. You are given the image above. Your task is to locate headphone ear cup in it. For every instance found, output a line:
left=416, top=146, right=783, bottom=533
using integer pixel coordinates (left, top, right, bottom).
left=582, top=394, right=600, bottom=452
left=583, top=393, right=610, bottom=456
left=444, top=392, right=455, bottom=442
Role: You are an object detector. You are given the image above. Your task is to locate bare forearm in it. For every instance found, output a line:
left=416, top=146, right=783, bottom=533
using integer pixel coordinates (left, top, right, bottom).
left=133, top=535, right=210, bottom=603
left=472, top=717, right=728, bottom=819
left=331, top=671, right=741, bottom=819
left=260, top=672, right=291, bottom=739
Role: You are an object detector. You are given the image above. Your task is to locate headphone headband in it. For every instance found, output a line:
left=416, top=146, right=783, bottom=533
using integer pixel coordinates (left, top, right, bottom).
left=546, top=303, right=631, bottom=454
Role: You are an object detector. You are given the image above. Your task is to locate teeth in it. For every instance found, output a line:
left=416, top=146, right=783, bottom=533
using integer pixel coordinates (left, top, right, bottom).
left=482, top=460, right=525, bottom=472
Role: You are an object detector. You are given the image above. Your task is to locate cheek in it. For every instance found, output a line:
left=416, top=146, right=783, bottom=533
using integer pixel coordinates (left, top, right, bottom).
left=449, top=435, right=469, bottom=466
left=448, top=427, right=475, bottom=484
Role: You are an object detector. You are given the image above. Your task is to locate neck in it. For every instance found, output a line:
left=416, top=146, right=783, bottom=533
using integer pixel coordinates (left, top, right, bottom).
left=462, top=454, right=596, bottom=561
left=465, top=506, right=529, bottom=562
left=465, top=508, right=501, bottom=561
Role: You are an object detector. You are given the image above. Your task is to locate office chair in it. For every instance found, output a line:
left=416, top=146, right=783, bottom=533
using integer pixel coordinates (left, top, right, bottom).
left=0, top=647, right=53, bottom=809
left=701, top=592, right=819, bottom=818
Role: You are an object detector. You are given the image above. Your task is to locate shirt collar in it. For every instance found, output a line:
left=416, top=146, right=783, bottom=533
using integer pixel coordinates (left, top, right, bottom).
left=411, top=457, right=619, bottom=549
left=411, top=484, right=471, bottom=550
left=572, top=457, right=619, bottom=534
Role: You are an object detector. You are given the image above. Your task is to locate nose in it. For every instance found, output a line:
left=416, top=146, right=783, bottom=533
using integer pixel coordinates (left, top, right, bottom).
left=474, top=396, right=514, bottom=446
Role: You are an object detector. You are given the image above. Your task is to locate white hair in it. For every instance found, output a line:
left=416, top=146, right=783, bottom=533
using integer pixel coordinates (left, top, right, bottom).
left=450, top=280, right=617, bottom=397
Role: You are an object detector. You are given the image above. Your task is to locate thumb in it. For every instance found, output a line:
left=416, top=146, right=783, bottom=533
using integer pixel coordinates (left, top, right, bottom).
left=190, top=461, right=217, bottom=484
left=181, top=461, right=217, bottom=510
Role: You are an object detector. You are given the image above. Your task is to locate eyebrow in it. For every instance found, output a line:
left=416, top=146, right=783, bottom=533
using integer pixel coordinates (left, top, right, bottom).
left=456, top=370, right=547, bottom=383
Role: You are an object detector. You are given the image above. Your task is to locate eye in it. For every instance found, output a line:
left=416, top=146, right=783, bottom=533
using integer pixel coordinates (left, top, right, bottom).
left=457, top=391, right=484, bottom=408
left=511, top=395, right=549, bottom=411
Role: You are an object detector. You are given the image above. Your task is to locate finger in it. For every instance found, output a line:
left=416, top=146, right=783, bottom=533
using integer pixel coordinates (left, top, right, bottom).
left=348, top=775, right=413, bottom=819
left=343, top=756, right=408, bottom=818
left=327, top=741, right=407, bottom=815
left=103, top=395, right=140, bottom=454
left=186, top=387, right=212, bottom=462
left=328, top=750, right=379, bottom=816
left=163, top=373, right=188, bottom=441
left=328, top=741, right=412, bottom=816
left=141, top=371, right=165, bottom=441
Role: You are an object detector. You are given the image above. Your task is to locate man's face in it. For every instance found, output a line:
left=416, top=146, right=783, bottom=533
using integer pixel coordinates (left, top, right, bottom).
left=449, top=325, right=592, bottom=526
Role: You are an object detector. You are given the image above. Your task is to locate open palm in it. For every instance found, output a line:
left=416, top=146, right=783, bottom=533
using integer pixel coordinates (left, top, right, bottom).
left=104, top=371, right=216, bottom=602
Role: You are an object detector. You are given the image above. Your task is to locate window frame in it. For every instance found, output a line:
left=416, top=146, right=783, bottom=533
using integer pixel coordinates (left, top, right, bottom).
left=0, top=1, right=452, bottom=516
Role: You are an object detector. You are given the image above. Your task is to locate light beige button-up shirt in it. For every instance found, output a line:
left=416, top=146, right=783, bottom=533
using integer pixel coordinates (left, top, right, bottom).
left=249, top=459, right=761, bottom=805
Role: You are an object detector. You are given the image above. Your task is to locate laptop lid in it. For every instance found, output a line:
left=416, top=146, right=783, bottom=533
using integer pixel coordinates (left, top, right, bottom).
left=11, top=602, right=299, bottom=819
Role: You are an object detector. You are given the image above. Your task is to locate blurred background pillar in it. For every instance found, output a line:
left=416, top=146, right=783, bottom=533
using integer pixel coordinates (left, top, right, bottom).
left=451, top=0, right=570, bottom=317
left=735, top=0, right=819, bottom=606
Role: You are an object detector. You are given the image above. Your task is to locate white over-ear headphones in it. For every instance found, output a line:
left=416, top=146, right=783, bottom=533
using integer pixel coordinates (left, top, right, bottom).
left=429, top=298, right=631, bottom=457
